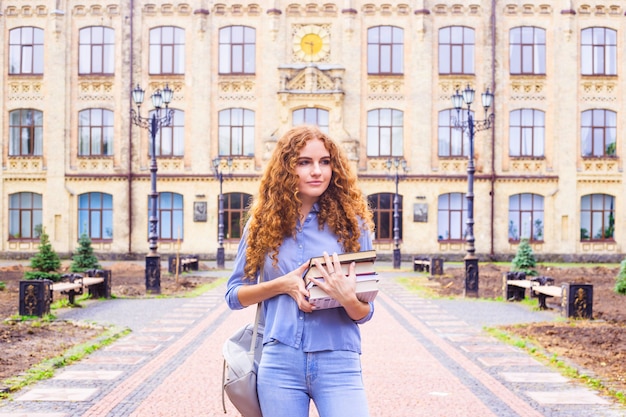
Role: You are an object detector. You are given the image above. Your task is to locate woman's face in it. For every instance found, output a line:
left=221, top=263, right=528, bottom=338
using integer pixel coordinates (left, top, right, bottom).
left=295, top=138, right=332, bottom=206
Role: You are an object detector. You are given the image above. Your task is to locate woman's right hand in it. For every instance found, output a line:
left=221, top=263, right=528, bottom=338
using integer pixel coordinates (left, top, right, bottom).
left=279, top=262, right=315, bottom=313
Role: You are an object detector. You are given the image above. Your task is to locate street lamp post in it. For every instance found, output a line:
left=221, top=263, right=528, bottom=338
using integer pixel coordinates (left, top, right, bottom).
left=386, top=157, right=408, bottom=269
left=130, top=83, right=174, bottom=294
left=212, top=157, right=233, bottom=269
left=451, top=85, right=494, bottom=297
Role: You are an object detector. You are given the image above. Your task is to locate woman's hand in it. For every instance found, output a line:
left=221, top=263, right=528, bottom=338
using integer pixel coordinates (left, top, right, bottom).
left=308, top=252, right=370, bottom=320
left=278, top=262, right=315, bottom=313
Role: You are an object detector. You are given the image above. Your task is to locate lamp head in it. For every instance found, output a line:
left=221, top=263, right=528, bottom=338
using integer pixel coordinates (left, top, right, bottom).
left=162, top=84, right=174, bottom=106
left=151, top=89, right=163, bottom=109
left=481, top=88, right=493, bottom=111
left=132, top=84, right=145, bottom=106
left=462, top=84, right=475, bottom=106
left=213, top=157, right=220, bottom=169
left=451, top=89, right=463, bottom=110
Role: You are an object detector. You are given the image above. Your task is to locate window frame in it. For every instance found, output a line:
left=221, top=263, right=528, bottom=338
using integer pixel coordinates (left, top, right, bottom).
left=149, top=109, right=184, bottom=157
left=292, top=108, right=329, bottom=133
left=9, top=109, right=43, bottom=156
left=9, top=26, right=44, bottom=75
left=78, top=192, right=113, bottom=241
left=155, top=192, right=184, bottom=241
left=581, top=109, right=617, bottom=157
left=367, top=108, right=404, bottom=157
left=438, top=109, right=471, bottom=157
left=438, top=26, right=475, bottom=75
left=149, top=26, right=185, bottom=75
left=509, top=109, right=545, bottom=157
left=222, top=192, right=253, bottom=241
left=368, top=193, right=403, bottom=242
left=437, top=193, right=467, bottom=242
left=218, top=108, right=255, bottom=157
left=509, top=26, right=546, bottom=75
left=581, top=27, right=617, bottom=76
left=8, top=192, right=43, bottom=240
left=78, top=26, right=115, bottom=75
left=218, top=25, right=256, bottom=75
left=367, top=26, right=404, bottom=75
left=580, top=194, right=615, bottom=241
left=78, top=108, right=114, bottom=156
left=508, top=193, right=545, bottom=243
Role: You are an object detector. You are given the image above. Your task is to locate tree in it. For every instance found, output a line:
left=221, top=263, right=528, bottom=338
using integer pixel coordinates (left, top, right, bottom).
left=25, top=227, right=62, bottom=282
left=615, top=259, right=626, bottom=295
left=511, top=238, right=537, bottom=276
left=70, top=233, right=101, bottom=272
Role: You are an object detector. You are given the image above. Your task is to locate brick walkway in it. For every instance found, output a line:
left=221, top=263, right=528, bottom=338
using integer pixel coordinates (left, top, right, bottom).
left=0, top=266, right=624, bottom=417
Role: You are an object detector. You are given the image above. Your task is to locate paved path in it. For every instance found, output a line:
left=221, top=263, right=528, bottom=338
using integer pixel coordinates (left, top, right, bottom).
left=0, top=264, right=624, bottom=417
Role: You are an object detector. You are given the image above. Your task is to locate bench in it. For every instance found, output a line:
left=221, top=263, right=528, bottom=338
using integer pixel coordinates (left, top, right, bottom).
left=413, top=257, right=444, bottom=275
left=19, top=269, right=112, bottom=316
left=504, top=272, right=593, bottom=319
left=168, top=254, right=200, bottom=274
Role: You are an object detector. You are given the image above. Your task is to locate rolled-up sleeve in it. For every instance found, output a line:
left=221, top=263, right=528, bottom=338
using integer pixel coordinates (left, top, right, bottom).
left=224, top=227, right=251, bottom=310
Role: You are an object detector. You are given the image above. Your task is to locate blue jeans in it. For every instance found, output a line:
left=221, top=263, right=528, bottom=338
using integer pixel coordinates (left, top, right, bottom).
left=257, top=340, right=369, bottom=417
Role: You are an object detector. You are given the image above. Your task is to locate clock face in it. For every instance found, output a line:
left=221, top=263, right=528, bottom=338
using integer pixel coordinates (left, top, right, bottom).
left=293, top=25, right=330, bottom=62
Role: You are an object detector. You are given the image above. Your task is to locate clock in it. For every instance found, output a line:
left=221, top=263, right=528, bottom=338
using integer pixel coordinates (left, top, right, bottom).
left=293, top=25, right=330, bottom=62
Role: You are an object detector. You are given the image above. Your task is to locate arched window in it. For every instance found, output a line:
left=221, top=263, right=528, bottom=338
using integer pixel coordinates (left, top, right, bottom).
left=78, top=192, right=113, bottom=240
left=509, top=109, right=545, bottom=157
left=149, top=26, right=185, bottom=74
left=9, top=109, right=43, bottom=156
left=78, top=108, right=114, bottom=156
left=218, top=108, right=255, bottom=156
left=367, top=26, right=403, bottom=75
left=508, top=193, right=544, bottom=242
left=79, top=26, right=114, bottom=75
left=437, top=193, right=467, bottom=241
left=154, top=192, right=184, bottom=240
left=222, top=193, right=253, bottom=240
left=509, top=27, right=546, bottom=75
left=581, top=27, right=617, bottom=76
left=581, top=109, right=616, bottom=157
left=439, top=26, right=474, bottom=75
left=219, top=26, right=256, bottom=75
left=149, top=109, right=184, bottom=156
left=292, top=108, right=329, bottom=133
left=9, top=27, right=44, bottom=74
left=368, top=193, right=403, bottom=242
left=580, top=194, right=615, bottom=241
left=9, top=192, right=42, bottom=240
left=438, top=109, right=471, bottom=157
left=367, top=109, right=403, bottom=157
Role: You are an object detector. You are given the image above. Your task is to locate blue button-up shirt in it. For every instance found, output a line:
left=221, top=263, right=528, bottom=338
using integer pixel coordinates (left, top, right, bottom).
left=225, top=204, right=374, bottom=353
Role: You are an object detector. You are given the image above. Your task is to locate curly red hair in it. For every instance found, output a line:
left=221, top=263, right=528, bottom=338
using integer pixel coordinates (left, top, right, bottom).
left=243, top=125, right=374, bottom=280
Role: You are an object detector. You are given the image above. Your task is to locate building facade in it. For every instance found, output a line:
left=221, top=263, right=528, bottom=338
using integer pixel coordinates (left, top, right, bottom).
left=1, top=0, right=624, bottom=262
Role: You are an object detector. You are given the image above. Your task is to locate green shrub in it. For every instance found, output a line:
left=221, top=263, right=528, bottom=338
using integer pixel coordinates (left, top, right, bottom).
left=25, top=227, right=62, bottom=282
left=70, top=233, right=101, bottom=272
left=511, top=238, right=538, bottom=276
left=615, top=259, right=626, bottom=295
left=0, top=281, right=6, bottom=291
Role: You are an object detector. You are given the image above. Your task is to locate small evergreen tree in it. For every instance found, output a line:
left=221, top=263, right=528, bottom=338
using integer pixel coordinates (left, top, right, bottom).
left=70, top=233, right=101, bottom=272
left=511, top=238, right=538, bottom=276
left=615, top=259, right=626, bottom=295
left=25, top=227, right=62, bottom=282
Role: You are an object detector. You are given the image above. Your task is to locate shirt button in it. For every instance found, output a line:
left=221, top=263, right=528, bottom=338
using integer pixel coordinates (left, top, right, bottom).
left=299, top=315, right=303, bottom=320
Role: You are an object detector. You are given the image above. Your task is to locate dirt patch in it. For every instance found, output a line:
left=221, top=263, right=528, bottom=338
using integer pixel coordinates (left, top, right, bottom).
left=0, top=262, right=216, bottom=386
left=431, top=263, right=626, bottom=396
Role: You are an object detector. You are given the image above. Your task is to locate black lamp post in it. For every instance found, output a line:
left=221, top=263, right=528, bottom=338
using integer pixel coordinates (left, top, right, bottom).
left=386, top=157, right=408, bottom=269
left=451, top=85, right=494, bottom=297
left=212, top=157, right=233, bottom=269
left=130, top=83, right=174, bottom=294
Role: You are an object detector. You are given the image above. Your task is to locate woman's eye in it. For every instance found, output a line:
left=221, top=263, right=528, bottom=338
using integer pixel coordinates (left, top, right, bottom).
left=321, top=159, right=331, bottom=165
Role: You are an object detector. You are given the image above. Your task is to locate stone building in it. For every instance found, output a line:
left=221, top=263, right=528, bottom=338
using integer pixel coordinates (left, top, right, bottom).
left=1, top=0, right=624, bottom=262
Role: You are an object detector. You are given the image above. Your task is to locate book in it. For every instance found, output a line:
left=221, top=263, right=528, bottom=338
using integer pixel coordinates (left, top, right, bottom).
left=303, top=250, right=377, bottom=283
left=303, top=250, right=379, bottom=310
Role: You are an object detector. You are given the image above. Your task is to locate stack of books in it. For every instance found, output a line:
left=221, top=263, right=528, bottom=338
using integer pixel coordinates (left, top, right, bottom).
left=303, top=250, right=378, bottom=310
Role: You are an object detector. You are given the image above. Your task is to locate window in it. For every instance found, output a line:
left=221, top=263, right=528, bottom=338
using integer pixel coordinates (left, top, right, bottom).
left=438, top=109, right=471, bottom=157
left=79, top=26, right=114, bottom=75
left=9, top=27, right=44, bottom=75
left=78, top=192, right=113, bottom=240
left=149, top=27, right=185, bottom=75
left=581, top=27, right=617, bottom=76
left=509, top=27, right=546, bottom=75
left=9, top=109, right=43, bottom=156
left=218, top=109, right=255, bottom=156
left=509, top=109, right=545, bottom=157
left=9, top=192, right=42, bottom=240
left=219, top=26, right=256, bottom=75
left=368, top=193, right=403, bottom=242
left=581, top=194, right=615, bottom=241
left=293, top=108, right=329, bottom=133
left=367, top=109, right=403, bottom=157
left=78, top=109, right=114, bottom=156
left=439, top=26, right=474, bottom=75
left=367, top=26, right=403, bottom=75
left=508, top=194, right=544, bottom=242
left=156, top=192, right=183, bottom=240
left=581, top=109, right=616, bottom=157
left=149, top=109, right=184, bottom=156
left=437, top=193, right=467, bottom=241
left=223, top=193, right=253, bottom=240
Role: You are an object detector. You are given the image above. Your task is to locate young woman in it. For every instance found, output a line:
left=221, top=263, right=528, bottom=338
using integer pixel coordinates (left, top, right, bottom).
left=225, top=125, right=375, bottom=417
